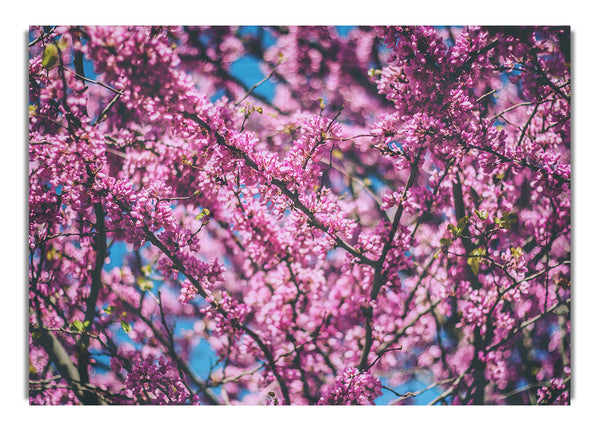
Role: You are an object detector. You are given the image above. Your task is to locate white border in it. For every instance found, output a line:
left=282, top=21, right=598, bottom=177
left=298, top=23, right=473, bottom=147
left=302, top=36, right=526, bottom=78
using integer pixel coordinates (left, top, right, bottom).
left=4, top=2, right=596, bottom=429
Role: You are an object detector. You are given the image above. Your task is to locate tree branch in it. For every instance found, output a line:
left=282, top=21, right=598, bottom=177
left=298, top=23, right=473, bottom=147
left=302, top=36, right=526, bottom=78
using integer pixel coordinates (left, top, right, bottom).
left=76, top=202, right=107, bottom=385
left=358, top=148, right=423, bottom=371
left=32, top=326, right=106, bottom=405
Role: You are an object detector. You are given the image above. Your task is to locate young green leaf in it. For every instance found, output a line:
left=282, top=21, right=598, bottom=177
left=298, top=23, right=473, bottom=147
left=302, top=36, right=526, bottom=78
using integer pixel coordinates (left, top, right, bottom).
left=71, top=320, right=85, bottom=332
left=196, top=208, right=211, bottom=220
left=457, top=215, right=469, bottom=232
left=511, top=246, right=523, bottom=260
left=474, top=209, right=488, bottom=221
left=120, top=320, right=131, bottom=333
left=467, top=247, right=486, bottom=276
left=495, top=212, right=517, bottom=229
left=440, top=238, right=452, bottom=246
left=447, top=224, right=459, bottom=236
left=42, top=44, right=59, bottom=69
left=137, top=277, right=154, bottom=292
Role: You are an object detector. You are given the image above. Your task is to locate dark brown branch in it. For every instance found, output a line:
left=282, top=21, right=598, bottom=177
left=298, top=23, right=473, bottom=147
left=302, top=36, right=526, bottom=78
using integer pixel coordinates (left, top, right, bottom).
left=76, top=203, right=107, bottom=387
left=517, top=102, right=539, bottom=148
left=364, top=347, right=402, bottom=372
left=32, top=326, right=106, bottom=405
left=358, top=148, right=423, bottom=371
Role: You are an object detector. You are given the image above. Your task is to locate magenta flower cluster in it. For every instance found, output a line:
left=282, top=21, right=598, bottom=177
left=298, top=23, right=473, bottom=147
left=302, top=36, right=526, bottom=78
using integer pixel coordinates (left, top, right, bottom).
left=125, top=356, right=189, bottom=404
left=29, top=25, right=570, bottom=405
left=317, top=367, right=383, bottom=405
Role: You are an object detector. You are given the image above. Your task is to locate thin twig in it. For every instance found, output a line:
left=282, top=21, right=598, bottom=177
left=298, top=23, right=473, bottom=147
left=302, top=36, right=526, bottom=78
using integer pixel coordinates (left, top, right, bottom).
left=29, top=26, right=57, bottom=47
left=61, top=66, right=124, bottom=95
left=94, top=92, right=123, bottom=126
left=476, top=89, right=496, bottom=102
left=364, top=347, right=403, bottom=372
left=235, top=57, right=282, bottom=106
left=490, top=102, right=534, bottom=121
left=427, top=371, right=467, bottom=405
left=390, top=376, right=456, bottom=405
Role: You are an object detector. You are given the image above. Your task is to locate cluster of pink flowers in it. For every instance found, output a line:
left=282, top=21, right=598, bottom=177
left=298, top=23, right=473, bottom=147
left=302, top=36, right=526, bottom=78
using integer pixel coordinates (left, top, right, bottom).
left=537, top=367, right=571, bottom=405
left=29, top=25, right=570, bottom=405
left=318, top=367, right=383, bottom=405
left=125, top=356, right=190, bottom=404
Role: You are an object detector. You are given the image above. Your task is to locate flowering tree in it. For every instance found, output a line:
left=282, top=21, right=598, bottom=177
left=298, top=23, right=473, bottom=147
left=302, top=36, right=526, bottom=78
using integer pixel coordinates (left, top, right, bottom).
left=28, top=25, right=570, bottom=405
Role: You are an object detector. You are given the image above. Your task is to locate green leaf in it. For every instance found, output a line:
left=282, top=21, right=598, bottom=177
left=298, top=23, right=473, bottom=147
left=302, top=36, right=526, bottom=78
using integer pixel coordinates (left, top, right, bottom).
left=196, top=208, right=210, bottom=220
left=120, top=320, right=131, bottom=333
left=447, top=224, right=459, bottom=236
left=511, top=246, right=523, bottom=260
left=467, top=247, right=486, bottom=276
left=495, top=212, right=517, bottom=229
left=57, top=37, right=68, bottom=51
left=440, top=238, right=452, bottom=246
left=71, top=320, right=85, bottom=332
left=104, top=305, right=115, bottom=315
left=457, top=215, right=469, bottom=232
left=474, top=209, right=488, bottom=221
left=45, top=247, right=62, bottom=261
left=141, top=263, right=152, bottom=277
left=42, top=44, right=59, bottom=69
left=137, top=277, right=153, bottom=292
left=503, top=212, right=518, bottom=228
left=467, top=256, right=479, bottom=275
